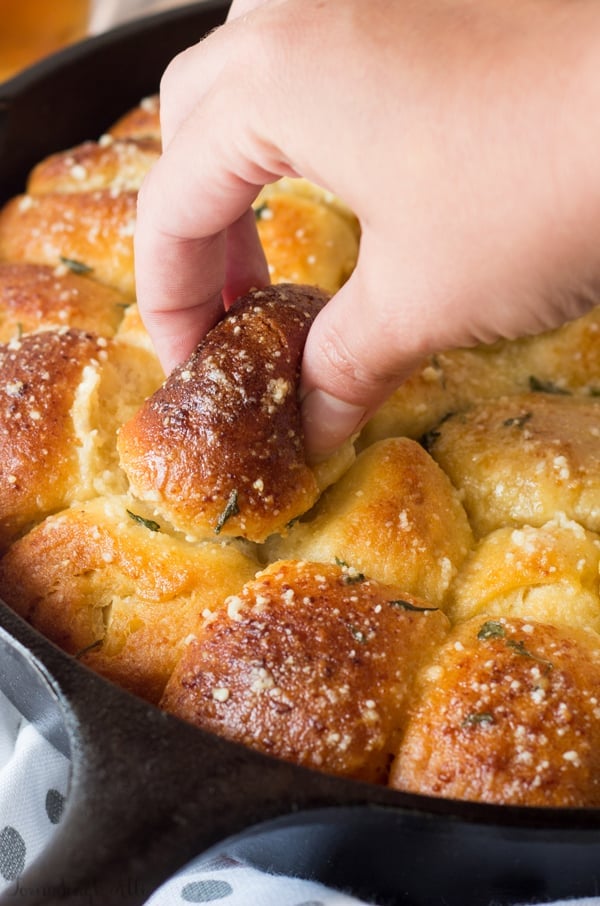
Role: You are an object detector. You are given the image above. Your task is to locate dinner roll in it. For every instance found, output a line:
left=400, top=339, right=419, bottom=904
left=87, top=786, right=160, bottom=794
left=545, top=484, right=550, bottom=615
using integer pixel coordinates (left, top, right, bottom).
left=0, top=495, right=258, bottom=703
left=425, top=392, right=600, bottom=537
left=161, top=559, right=450, bottom=783
left=270, top=437, right=473, bottom=606
left=0, top=328, right=162, bottom=551
left=0, top=261, right=126, bottom=341
left=359, top=305, right=600, bottom=449
left=118, top=284, right=355, bottom=543
left=390, top=616, right=600, bottom=806
left=253, top=189, right=359, bottom=293
left=107, top=95, right=161, bottom=143
left=448, top=515, right=600, bottom=632
left=0, top=190, right=137, bottom=298
left=27, top=138, right=159, bottom=195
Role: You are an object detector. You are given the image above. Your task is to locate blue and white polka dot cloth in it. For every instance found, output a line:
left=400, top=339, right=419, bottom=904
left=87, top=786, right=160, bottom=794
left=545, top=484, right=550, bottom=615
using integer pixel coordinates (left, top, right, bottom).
left=0, top=687, right=597, bottom=906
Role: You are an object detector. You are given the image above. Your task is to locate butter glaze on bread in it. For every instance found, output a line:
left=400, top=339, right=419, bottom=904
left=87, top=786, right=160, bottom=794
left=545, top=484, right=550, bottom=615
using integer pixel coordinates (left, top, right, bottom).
left=0, top=328, right=161, bottom=551
left=270, top=437, right=473, bottom=606
left=161, top=559, right=450, bottom=782
left=0, top=262, right=126, bottom=341
left=0, top=190, right=137, bottom=298
left=390, top=616, right=600, bottom=806
left=0, top=495, right=258, bottom=703
left=119, top=283, right=354, bottom=543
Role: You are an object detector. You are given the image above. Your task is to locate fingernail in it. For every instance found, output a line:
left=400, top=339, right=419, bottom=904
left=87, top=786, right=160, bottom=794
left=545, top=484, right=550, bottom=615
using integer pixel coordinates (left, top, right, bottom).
left=301, top=389, right=366, bottom=459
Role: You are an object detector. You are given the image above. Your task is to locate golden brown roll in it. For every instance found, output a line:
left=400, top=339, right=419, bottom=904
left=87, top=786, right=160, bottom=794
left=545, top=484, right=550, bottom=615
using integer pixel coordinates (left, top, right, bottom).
left=0, top=190, right=137, bottom=298
left=270, top=437, right=473, bottom=607
left=118, top=283, right=355, bottom=543
left=0, top=261, right=127, bottom=341
left=448, top=515, right=600, bottom=632
left=27, top=138, right=160, bottom=195
left=253, top=189, right=359, bottom=293
left=161, top=559, right=450, bottom=782
left=0, top=495, right=258, bottom=703
left=390, top=616, right=600, bottom=806
left=107, top=95, right=161, bottom=143
left=426, top=392, right=600, bottom=537
left=359, top=305, right=600, bottom=449
left=0, top=328, right=162, bottom=551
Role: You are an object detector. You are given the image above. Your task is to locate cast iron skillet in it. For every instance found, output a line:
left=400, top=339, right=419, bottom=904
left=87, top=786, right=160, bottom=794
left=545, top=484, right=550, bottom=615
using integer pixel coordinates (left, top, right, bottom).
left=0, top=5, right=599, bottom=904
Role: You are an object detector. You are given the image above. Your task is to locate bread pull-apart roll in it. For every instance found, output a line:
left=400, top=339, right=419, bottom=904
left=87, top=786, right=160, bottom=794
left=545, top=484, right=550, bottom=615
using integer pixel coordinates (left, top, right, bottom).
left=161, top=559, right=450, bottom=783
left=390, top=616, right=600, bottom=806
left=425, top=392, right=600, bottom=537
left=360, top=305, right=600, bottom=449
left=0, top=328, right=162, bottom=551
left=26, top=137, right=160, bottom=195
left=449, top=516, right=600, bottom=632
left=0, top=496, right=258, bottom=704
left=253, top=184, right=359, bottom=293
left=0, top=261, right=127, bottom=341
left=107, top=95, right=161, bottom=144
left=0, top=190, right=137, bottom=298
left=270, top=437, right=473, bottom=607
left=118, top=284, right=355, bottom=543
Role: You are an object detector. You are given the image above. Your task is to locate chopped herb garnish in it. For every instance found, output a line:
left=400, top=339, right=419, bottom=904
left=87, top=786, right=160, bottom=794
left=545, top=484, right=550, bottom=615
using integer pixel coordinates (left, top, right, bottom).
left=506, top=639, right=553, bottom=672
left=127, top=509, right=160, bottom=532
left=14, top=322, right=23, bottom=340
left=478, top=620, right=553, bottom=672
left=503, top=412, right=533, bottom=429
left=59, top=255, right=93, bottom=275
left=528, top=376, right=571, bottom=395
left=389, top=599, right=439, bottom=613
left=420, top=412, right=455, bottom=451
left=254, top=203, right=270, bottom=219
left=588, top=387, right=600, bottom=398
left=214, top=489, right=239, bottom=534
left=348, top=624, right=368, bottom=644
left=462, top=712, right=495, bottom=727
left=75, top=638, right=103, bottom=659
left=477, top=620, right=506, bottom=640
left=335, top=557, right=365, bottom=584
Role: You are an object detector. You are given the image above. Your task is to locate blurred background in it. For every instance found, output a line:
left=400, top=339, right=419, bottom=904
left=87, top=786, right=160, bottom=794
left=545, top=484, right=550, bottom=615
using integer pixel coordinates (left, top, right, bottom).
left=0, top=0, right=203, bottom=83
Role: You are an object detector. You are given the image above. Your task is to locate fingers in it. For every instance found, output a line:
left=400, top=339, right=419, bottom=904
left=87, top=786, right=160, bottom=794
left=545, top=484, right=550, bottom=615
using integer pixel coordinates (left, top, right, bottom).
left=300, top=261, right=428, bottom=459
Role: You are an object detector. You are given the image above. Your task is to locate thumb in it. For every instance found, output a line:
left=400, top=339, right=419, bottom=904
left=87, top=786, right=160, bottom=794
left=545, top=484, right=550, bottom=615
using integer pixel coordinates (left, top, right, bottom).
left=300, top=263, right=429, bottom=459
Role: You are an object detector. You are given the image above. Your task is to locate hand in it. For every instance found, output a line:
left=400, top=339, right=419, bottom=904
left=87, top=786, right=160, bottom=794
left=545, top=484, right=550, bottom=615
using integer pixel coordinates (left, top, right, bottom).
left=134, top=0, right=600, bottom=457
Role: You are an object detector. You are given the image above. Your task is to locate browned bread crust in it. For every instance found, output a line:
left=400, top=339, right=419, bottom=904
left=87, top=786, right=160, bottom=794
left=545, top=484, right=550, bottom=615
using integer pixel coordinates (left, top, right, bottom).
left=0, top=261, right=126, bottom=341
left=0, top=190, right=137, bottom=298
left=118, top=283, right=343, bottom=543
left=390, top=616, right=600, bottom=806
left=161, top=559, right=450, bottom=782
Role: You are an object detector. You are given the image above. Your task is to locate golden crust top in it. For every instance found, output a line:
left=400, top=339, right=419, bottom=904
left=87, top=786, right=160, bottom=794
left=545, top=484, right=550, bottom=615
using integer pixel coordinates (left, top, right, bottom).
left=390, top=616, right=600, bottom=806
left=0, top=261, right=126, bottom=341
left=161, top=559, right=450, bottom=782
left=119, top=284, right=337, bottom=542
left=0, top=190, right=137, bottom=298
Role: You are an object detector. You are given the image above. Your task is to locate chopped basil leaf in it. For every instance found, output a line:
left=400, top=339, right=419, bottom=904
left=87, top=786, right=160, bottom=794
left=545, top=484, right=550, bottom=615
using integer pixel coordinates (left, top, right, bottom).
left=389, top=599, right=439, bottom=613
left=59, top=255, right=93, bottom=275
left=214, top=489, right=239, bottom=534
left=127, top=509, right=160, bottom=532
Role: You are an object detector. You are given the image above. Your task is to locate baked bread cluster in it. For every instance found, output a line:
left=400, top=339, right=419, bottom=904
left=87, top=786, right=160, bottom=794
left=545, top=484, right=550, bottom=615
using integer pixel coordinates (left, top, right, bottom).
left=1, top=96, right=600, bottom=808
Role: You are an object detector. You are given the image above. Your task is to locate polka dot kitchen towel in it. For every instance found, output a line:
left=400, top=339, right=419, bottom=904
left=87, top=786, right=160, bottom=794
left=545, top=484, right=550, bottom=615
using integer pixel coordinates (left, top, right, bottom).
left=0, top=687, right=598, bottom=906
